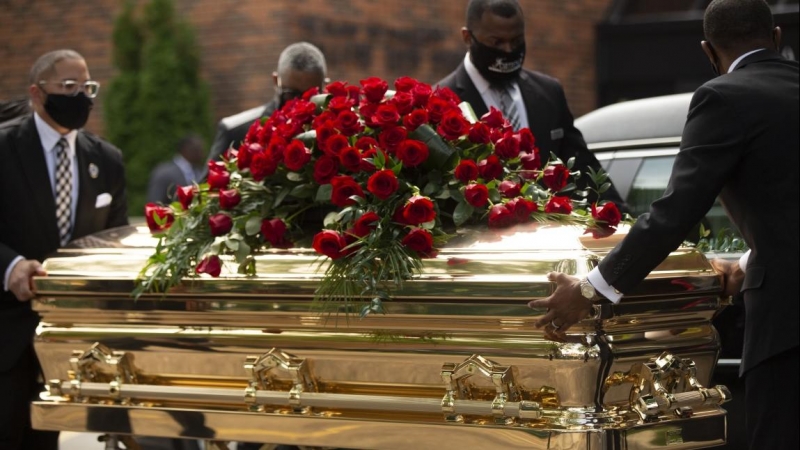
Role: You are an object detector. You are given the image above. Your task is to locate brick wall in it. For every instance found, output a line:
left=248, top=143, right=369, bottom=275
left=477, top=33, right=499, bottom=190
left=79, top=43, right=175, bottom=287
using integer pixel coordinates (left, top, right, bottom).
left=0, top=0, right=612, bottom=139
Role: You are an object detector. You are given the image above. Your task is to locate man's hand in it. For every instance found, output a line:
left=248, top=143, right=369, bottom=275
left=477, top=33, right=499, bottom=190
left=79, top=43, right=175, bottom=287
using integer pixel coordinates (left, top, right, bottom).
left=528, top=272, right=594, bottom=339
left=710, top=258, right=744, bottom=298
left=8, top=259, right=46, bottom=301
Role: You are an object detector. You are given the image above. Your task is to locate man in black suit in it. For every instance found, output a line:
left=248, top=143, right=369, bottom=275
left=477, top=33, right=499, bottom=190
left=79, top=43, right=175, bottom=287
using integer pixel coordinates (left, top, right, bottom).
left=531, top=1, right=798, bottom=447
left=146, top=133, right=205, bottom=204
left=0, top=49, right=128, bottom=449
left=436, top=0, right=625, bottom=207
left=207, top=42, right=328, bottom=163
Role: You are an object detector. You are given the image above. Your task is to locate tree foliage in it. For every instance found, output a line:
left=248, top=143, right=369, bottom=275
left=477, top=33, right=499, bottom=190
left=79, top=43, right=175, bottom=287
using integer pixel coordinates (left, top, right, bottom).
left=104, top=0, right=212, bottom=216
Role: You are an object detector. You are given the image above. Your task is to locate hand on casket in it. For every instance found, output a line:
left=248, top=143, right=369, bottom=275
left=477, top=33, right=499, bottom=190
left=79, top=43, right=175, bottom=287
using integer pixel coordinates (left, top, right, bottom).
left=528, top=272, right=594, bottom=340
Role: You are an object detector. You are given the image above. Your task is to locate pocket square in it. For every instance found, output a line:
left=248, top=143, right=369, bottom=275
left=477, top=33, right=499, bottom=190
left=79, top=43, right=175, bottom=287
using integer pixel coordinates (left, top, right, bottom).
left=550, top=128, right=565, bottom=140
left=95, top=193, right=112, bottom=208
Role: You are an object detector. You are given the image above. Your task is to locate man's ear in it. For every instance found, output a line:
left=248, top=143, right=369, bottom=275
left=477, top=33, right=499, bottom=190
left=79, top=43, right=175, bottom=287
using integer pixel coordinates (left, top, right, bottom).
left=28, top=84, right=43, bottom=106
left=272, top=71, right=279, bottom=87
left=461, top=27, right=472, bottom=47
left=701, top=40, right=721, bottom=76
left=773, top=26, right=782, bottom=51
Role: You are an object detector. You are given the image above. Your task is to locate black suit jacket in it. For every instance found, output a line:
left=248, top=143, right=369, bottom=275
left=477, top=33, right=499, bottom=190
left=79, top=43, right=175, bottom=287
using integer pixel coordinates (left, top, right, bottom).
left=597, top=50, right=799, bottom=374
left=437, top=63, right=626, bottom=208
left=0, top=115, right=128, bottom=370
left=207, top=100, right=279, bottom=163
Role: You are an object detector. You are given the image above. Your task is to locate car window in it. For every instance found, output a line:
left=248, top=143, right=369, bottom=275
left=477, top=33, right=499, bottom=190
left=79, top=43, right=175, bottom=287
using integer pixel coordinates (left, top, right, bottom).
left=627, top=155, right=744, bottom=246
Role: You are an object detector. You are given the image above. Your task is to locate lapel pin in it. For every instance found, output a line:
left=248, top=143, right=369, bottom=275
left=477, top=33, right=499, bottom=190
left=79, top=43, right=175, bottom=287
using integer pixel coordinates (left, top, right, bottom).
left=88, top=163, right=99, bottom=179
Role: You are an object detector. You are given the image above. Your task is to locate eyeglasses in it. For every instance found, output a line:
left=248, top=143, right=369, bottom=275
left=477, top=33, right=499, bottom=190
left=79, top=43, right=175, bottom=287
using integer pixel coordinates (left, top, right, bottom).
left=38, top=80, right=101, bottom=98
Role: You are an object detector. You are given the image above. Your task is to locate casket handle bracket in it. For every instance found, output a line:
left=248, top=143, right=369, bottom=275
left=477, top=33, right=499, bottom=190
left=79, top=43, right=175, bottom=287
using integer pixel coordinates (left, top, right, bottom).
left=441, top=354, right=522, bottom=425
left=244, top=348, right=317, bottom=414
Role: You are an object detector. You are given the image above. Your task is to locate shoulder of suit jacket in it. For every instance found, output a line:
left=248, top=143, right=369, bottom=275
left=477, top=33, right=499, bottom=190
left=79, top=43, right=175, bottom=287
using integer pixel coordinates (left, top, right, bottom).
left=220, top=105, right=267, bottom=130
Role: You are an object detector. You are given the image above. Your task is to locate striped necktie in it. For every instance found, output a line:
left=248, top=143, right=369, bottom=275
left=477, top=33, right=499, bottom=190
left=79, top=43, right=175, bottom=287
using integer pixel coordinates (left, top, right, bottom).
left=54, top=137, right=72, bottom=246
left=494, top=85, right=521, bottom=131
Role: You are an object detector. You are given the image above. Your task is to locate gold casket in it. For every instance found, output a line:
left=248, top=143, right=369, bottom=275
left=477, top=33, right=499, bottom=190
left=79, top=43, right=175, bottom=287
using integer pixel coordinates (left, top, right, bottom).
left=31, top=224, right=730, bottom=449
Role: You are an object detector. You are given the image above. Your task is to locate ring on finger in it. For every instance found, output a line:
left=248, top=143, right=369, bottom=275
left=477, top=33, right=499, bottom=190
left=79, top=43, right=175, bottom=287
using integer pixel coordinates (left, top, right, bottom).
left=550, top=320, right=562, bottom=331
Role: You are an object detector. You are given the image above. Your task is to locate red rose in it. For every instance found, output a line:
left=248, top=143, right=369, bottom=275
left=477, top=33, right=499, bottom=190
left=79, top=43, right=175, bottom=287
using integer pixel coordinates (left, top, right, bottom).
left=468, top=122, right=492, bottom=144
left=543, top=164, right=570, bottom=192
left=372, top=103, right=401, bottom=127
left=391, top=91, right=415, bottom=115
left=335, top=110, right=363, bottom=136
left=402, top=195, right=436, bottom=225
left=506, top=197, right=538, bottom=222
left=437, top=109, right=470, bottom=141
left=209, top=213, right=233, bottom=236
left=312, top=230, right=347, bottom=259
left=313, top=111, right=336, bottom=129
left=359, top=102, right=379, bottom=128
left=426, top=97, right=453, bottom=124
left=340, top=146, right=363, bottom=173
left=195, top=255, right=222, bottom=277
left=394, top=76, right=418, bottom=93
left=396, top=139, right=429, bottom=167
left=286, top=99, right=316, bottom=124
left=250, top=151, right=277, bottom=181
left=207, top=163, right=230, bottom=190
left=244, top=120, right=262, bottom=147
left=518, top=128, right=536, bottom=153
left=520, top=150, right=541, bottom=170
left=592, top=202, right=622, bottom=227
left=498, top=180, right=521, bottom=198
left=327, top=96, right=356, bottom=115
left=360, top=147, right=384, bottom=172
left=488, top=204, right=515, bottom=228
left=545, top=196, right=573, bottom=214
left=301, top=86, right=319, bottom=100
left=315, top=123, right=337, bottom=152
left=346, top=85, right=361, bottom=103
left=433, top=86, right=460, bottom=104
left=283, top=139, right=311, bottom=171
left=401, top=228, right=436, bottom=258
left=478, top=155, right=504, bottom=180
left=379, top=126, right=408, bottom=153
left=367, top=169, right=399, bottom=200
left=454, top=159, right=479, bottom=183
left=219, top=189, right=241, bottom=210
left=325, top=81, right=348, bottom=97
left=330, top=175, right=365, bottom=207
left=324, top=134, right=350, bottom=157
left=355, top=136, right=379, bottom=151
left=360, top=76, right=389, bottom=103
left=144, top=203, right=174, bottom=233
left=260, top=218, right=291, bottom=248
left=494, top=132, right=521, bottom=159
left=464, top=183, right=489, bottom=207
left=353, top=211, right=381, bottom=237
left=176, top=185, right=194, bottom=210
left=313, top=155, right=340, bottom=184
left=481, top=106, right=506, bottom=128
left=402, top=108, right=429, bottom=131
left=412, top=83, right=433, bottom=108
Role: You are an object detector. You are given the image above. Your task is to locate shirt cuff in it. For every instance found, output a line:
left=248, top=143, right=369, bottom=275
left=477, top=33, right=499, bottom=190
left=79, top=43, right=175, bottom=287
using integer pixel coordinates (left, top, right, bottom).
left=588, top=267, right=624, bottom=304
left=3, top=255, right=24, bottom=291
left=738, top=249, right=750, bottom=272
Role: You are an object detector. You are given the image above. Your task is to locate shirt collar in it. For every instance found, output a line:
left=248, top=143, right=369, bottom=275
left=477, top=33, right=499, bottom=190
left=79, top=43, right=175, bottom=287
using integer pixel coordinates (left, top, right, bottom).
left=463, top=53, right=494, bottom=96
left=728, top=48, right=767, bottom=73
left=34, top=112, right=78, bottom=157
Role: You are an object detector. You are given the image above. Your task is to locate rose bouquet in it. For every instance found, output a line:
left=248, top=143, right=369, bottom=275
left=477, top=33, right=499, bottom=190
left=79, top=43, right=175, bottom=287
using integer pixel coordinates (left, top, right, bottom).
left=136, top=76, right=622, bottom=315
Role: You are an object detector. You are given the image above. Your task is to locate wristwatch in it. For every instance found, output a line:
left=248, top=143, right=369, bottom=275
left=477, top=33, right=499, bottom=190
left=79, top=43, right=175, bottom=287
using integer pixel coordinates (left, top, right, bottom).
left=579, top=277, right=600, bottom=302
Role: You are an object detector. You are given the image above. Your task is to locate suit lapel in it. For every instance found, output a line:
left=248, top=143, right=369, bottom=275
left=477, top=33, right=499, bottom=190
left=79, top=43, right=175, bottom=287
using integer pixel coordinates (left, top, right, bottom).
left=14, top=117, right=60, bottom=247
left=71, top=132, right=97, bottom=240
left=453, top=63, right=488, bottom=118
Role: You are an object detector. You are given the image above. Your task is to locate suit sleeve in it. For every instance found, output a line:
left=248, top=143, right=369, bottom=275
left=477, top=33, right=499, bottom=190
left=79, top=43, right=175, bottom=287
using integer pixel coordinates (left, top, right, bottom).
left=146, top=166, right=171, bottom=204
left=208, top=121, right=231, bottom=164
left=598, top=85, right=746, bottom=292
left=105, top=144, right=129, bottom=228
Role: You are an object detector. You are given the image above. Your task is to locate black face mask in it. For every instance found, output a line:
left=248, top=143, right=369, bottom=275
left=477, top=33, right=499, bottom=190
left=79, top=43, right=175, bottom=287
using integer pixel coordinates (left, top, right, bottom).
left=468, top=31, right=526, bottom=85
left=43, top=91, right=93, bottom=130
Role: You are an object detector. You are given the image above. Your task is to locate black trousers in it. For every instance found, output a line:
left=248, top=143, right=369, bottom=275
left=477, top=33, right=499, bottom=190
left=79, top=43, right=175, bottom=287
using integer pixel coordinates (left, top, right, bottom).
left=744, top=346, right=799, bottom=449
left=0, top=344, right=58, bottom=450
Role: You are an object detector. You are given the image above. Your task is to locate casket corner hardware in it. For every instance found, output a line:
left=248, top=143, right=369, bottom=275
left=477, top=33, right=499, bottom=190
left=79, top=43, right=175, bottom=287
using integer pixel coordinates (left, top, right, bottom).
left=244, top=348, right=317, bottom=414
left=53, top=342, right=141, bottom=404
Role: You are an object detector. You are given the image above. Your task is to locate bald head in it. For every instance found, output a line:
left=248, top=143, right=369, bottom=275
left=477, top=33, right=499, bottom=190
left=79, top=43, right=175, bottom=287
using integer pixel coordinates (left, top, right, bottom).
left=704, top=0, right=775, bottom=53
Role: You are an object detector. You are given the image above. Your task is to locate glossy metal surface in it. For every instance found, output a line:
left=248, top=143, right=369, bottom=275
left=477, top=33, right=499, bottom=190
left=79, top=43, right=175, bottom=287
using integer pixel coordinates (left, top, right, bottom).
left=31, top=224, right=729, bottom=448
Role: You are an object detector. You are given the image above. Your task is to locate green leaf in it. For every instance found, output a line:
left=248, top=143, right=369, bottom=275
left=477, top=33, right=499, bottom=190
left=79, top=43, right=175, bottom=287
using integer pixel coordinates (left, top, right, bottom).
left=295, top=130, right=318, bottom=148
left=453, top=201, right=475, bottom=226
left=316, top=184, right=333, bottom=202
left=286, top=172, right=304, bottom=182
left=449, top=188, right=465, bottom=203
left=410, top=124, right=455, bottom=171
left=423, top=181, right=440, bottom=196
left=235, top=241, right=251, bottom=263
left=289, top=183, right=315, bottom=199
left=245, top=216, right=262, bottom=236
left=273, top=187, right=290, bottom=208
left=599, top=182, right=611, bottom=194
left=566, top=157, right=576, bottom=170
left=374, top=149, right=386, bottom=170
left=323, top=211, right=339, bottom=227
left=458, top=101, right=479, bottom=124
left=224, top=238, right=239, bottom=251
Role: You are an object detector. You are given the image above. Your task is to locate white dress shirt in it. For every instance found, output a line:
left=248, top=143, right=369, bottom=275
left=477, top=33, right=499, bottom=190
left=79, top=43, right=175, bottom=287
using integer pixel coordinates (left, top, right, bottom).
left=463, top=53, right=530, bottom=130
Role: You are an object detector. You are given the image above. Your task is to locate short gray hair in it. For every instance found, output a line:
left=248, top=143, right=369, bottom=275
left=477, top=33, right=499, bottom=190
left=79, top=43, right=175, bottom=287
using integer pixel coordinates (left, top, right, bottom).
left=276, top=42, right=327, bottom=78
left=29, top=49, right=85, bottom=85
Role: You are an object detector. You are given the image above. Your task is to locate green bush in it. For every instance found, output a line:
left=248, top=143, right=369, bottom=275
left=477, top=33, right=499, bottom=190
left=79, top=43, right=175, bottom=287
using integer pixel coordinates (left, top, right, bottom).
left=104, top=0, right=212, bottom=217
